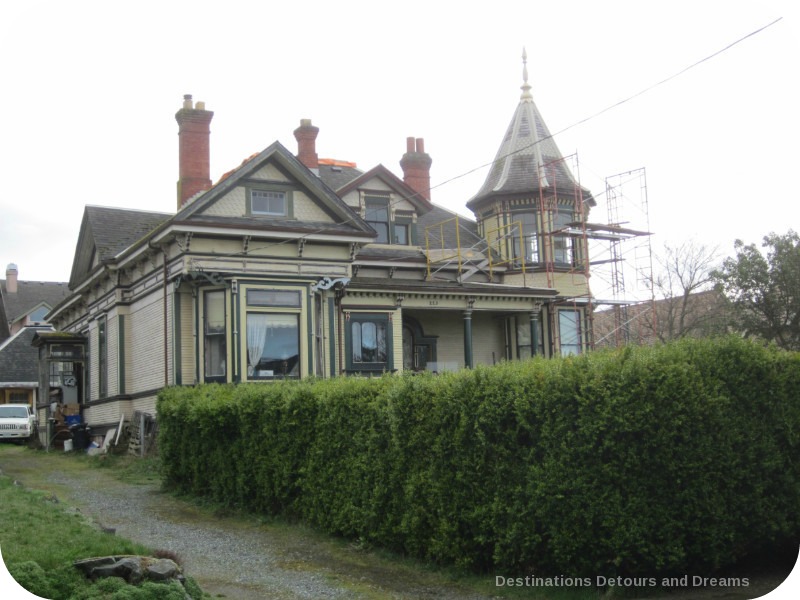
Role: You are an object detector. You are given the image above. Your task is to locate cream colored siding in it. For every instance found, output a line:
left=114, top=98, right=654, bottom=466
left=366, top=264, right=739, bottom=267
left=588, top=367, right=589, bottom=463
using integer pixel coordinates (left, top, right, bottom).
left=84, top=399, right=131, bottom=428
left=414, top=311, right=464, bottom=371
left=251, top=163, right=289, bottom=181
left=106, top=314, right=119, bottom=397
left=178, top=291, right=195, bottom=384
left=202, top=187, right=246, bottom=216
left=471, top=313, right=506, bottom=366
left=127, top=292, right=166, bottom=394
left=132, top=395, right=158, bottom=416
left=293, top=191, right=334, bottom=222
left=391, top=309, right=403, bottom=372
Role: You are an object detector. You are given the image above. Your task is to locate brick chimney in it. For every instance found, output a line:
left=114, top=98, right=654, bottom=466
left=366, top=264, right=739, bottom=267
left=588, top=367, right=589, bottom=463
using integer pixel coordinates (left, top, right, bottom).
left=294, top=119, right=320, bottom=174
left=5, top=263, right=18, bottom=293
left=175, top=94, right=214, bottom=209
left=400, top=137, right=432, bottom=201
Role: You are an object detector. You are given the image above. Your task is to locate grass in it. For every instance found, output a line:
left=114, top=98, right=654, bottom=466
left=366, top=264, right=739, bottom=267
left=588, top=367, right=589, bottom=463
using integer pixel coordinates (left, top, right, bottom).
left=0, top=449, right=208, bottom=599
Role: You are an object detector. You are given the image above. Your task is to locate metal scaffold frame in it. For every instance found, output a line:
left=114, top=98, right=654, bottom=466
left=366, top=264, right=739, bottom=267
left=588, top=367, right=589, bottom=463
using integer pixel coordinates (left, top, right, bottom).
left=593, top=167, right=656, bottom=347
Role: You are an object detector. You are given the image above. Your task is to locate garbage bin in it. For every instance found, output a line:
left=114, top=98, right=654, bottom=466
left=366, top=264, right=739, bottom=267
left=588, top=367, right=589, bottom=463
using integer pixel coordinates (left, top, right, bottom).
left=71, top=424, right=90, bottom=450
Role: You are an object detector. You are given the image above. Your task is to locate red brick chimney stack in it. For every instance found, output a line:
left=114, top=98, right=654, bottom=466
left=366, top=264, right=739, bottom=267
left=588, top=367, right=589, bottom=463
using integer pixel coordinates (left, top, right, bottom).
left=175, top=94, right=214, bottom=210
left=294, top=119, right=320, bottom=173
left=400, top=137, right=432, bottom=201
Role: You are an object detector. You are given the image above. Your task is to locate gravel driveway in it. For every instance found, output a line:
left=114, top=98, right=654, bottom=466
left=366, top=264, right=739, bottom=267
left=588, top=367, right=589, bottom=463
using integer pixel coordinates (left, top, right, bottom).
left=1, top=448, right=495, bottom=600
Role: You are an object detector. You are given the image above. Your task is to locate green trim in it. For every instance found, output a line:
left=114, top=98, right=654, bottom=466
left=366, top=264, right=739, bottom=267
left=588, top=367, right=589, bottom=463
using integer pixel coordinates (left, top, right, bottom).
left=307, top=289, right=314, bottom=376
left=194, top=291, right=200, bottom=383
left=328, top=297, right=336, bottom=377
left=463, top=311, right=473, bottom=369
left=118, top=315, right=126, bottom=393
left=245, top=183, right=295, bottom=219
left=233, top=284, right=241, bottom=383
left=173, top=294, right=181, bottom=386
left=98, top=316, right=107, bottom=398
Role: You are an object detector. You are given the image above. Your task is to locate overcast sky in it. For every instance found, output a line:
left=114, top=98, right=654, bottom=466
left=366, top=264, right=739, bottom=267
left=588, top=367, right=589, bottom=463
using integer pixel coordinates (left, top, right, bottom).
left=1, top=1, right=798, bottom=297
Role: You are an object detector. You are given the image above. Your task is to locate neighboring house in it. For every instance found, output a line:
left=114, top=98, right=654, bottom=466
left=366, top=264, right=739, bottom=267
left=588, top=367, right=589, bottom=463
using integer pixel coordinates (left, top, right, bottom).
left=0, top=263, right=70, bottom=341
left=0, top=264, right=69, bottom=407
left=45, top=58, right=598, bottom=438
left=593, top=289, right=732, bottom=347
left=0, top=325, right=55, bottom=406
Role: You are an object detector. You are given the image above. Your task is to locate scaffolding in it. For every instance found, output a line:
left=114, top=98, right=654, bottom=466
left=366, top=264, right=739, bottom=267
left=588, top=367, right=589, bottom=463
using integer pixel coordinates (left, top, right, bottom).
left=593, top=168, right=656, bottom=346
left=420, top=156, right=655, bottom=350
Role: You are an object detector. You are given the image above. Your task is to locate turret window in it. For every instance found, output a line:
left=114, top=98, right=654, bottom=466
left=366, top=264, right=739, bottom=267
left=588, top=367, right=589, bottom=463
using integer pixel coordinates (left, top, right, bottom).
left=511, top=211, right=539, bottom=263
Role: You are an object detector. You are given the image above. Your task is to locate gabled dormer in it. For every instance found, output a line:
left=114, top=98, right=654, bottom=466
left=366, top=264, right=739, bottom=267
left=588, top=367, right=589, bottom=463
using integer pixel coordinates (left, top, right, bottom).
left=336, top=164, right=433, bottom=248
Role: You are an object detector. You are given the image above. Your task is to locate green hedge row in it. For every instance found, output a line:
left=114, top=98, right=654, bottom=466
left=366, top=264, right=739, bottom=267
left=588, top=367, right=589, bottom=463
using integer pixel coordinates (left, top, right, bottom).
left=157, top=337, right=800, bottom=577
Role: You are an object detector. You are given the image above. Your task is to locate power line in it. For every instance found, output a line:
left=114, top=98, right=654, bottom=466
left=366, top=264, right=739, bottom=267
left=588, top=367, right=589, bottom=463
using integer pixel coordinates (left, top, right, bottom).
left=211, top=17, right=783, bottom=261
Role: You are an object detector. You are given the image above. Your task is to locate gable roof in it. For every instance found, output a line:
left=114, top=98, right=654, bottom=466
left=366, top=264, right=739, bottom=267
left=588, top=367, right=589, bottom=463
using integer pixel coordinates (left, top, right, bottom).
left=1, top=279, right=70, bottom=325
left=69, top=206, right=171, bottom=288
left=335, top=164, right=434, bottom=215
left=176, top=141, right=375, bottom=236
left=0, top=326, right=52, bottom=385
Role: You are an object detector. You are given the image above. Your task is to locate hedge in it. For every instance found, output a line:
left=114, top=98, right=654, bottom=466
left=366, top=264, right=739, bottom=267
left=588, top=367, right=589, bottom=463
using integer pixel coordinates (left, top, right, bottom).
left=157, top=336, right=800, bottom=578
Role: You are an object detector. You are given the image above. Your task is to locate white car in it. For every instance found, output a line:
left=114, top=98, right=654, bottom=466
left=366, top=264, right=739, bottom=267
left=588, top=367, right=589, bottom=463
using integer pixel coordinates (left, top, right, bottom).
left=0, top=403, right=37, bottom=443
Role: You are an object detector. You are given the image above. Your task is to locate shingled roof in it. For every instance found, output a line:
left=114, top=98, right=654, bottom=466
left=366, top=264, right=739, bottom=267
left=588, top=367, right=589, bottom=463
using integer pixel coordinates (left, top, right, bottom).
left=0, top=326, right=51, bottom=385
left=467, top=50, right=585, bottom=210
left=1, top=279, right=70, bottom=326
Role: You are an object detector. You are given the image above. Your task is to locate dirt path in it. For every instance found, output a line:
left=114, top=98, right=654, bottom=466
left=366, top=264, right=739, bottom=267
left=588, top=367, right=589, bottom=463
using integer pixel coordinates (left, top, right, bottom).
left=0, top=446, right=495, bottom=600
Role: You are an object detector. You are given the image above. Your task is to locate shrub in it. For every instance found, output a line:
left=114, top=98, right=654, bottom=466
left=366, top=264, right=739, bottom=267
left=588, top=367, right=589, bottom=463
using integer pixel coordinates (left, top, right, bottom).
left=157, top=336, right=800, bottom=578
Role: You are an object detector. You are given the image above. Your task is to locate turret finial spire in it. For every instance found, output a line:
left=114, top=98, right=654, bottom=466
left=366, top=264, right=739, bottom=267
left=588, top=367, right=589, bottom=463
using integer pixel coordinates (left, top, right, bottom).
left=521, top=47, right=532, bottom=100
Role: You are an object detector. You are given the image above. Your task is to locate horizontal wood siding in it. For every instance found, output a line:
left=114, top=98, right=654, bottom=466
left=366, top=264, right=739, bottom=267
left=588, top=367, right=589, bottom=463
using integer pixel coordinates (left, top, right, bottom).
left=128, top=292, right=166, bottom=395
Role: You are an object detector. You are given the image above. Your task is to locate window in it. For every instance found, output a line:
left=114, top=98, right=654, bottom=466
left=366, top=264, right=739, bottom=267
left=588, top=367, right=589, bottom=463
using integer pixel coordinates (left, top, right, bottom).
left=394, top=222, right=409, bottom=245
left=204, top=290, right=227, bottom=382
left=514, top=313, right=544, bottom=359
left=559, top=310, right=582, bottom=356
left=246, top=313, right=300, bottom=379
left=29, top=306, right=49, bottom=323
left=347, top=314, right=392, bottom=372
left=97, top=316, right=107, bottom=397
left=250, top=189, right=287, bottom=216
left=511, top=212, right=539, bottom=263
left=9, top=391, right=28, bottom=403
left=553, top=210, right=574, bottom=265
left=246, top=289, right=301, bottom=307
left=365, top=199, right=390, bottom=243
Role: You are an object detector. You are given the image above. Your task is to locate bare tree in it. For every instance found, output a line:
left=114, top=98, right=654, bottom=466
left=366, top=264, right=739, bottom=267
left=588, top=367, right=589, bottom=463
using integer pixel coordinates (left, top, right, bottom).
left=649, top=241, right=730, bottom=342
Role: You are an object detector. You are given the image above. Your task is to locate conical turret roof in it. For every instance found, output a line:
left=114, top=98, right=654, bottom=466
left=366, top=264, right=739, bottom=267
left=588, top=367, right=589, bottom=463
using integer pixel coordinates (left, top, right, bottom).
left=467, top=50, right=582, bottom=210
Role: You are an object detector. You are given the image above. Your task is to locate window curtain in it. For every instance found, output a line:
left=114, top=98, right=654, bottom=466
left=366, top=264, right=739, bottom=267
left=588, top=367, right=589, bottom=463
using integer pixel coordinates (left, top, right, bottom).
left=247, top=314, right=269, bottom=376
left=247, top=313, right=298, bottom=376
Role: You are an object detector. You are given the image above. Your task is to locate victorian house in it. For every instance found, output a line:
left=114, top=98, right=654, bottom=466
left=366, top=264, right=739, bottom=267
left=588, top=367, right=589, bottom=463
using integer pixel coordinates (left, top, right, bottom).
left=43, top=57, right=595, bottom=438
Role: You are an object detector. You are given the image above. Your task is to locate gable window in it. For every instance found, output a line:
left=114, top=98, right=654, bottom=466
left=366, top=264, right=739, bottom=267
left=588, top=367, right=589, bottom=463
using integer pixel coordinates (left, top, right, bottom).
left=29, top=306, right=50, bottom=323
left=365, top=198, right=390, bottom=243
left=558, top=309, right=582, bottom=356
left=204, top=290, right=227, bottom=382
left=364, top=196, right=413, bottom=246
left=251, top=189, right=287, bottom=216
left=346, top=313, right=393, bottom=373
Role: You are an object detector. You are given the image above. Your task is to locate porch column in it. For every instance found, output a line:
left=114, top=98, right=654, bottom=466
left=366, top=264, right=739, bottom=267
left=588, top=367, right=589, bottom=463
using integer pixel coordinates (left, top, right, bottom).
left=529, top=302, right=542, bottom=357
left=463, top=303, right=474, bottom=369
